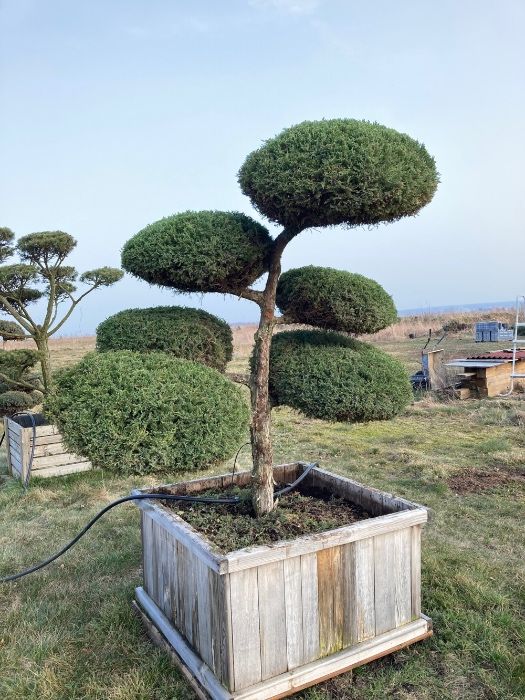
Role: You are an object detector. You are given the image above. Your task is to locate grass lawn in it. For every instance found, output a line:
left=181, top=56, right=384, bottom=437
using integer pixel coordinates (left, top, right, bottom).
left=0, top=331, right=524, bottom=699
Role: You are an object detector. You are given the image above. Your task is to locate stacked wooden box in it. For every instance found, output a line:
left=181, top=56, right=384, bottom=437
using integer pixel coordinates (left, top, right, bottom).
left=4, top=413, right=92, bottom=481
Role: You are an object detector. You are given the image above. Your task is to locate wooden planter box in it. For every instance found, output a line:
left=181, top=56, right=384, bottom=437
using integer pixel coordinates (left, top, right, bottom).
left=133, top=463, right=431, bottom=700
left=4, top=413, right=92, bottom=481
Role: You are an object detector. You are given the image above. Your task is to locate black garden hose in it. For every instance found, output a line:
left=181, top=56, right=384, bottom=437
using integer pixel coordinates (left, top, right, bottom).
left=0, top=462, right=317, bottom=583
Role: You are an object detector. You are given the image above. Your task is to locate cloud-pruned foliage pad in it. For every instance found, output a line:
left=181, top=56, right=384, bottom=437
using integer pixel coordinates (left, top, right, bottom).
left=239, top=119, right=438, bottom=230
left=276, top=266, right=398, bottom=334
left=121, top=211, right=272, bottom=293
left=267, top=330, right=412, bottom=422
left=96, top=306, right=233, bottom=371
left=45, top=351, right=250, bottom=475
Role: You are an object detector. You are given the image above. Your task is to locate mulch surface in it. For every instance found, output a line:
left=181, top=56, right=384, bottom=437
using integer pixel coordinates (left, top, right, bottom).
left=156, top=485, right=371, bottom=553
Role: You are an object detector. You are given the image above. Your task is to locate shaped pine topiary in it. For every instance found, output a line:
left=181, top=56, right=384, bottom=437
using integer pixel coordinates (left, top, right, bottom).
left=276, top=266, right=397, bottom=334
left=267, top=330, right=412, bottom=422
left=96, top=306, right=233, bottom=371
left=44, top=351, right=250, bottom=475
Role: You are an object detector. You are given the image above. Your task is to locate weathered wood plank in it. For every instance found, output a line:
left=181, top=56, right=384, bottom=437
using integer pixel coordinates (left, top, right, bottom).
left=343, top=538, right=375, bottom=646
left=234, top=617, right=432, bottom=700
left=134, top=587, right=231, bottom=700
left=317, top=547, right=343, bottom=656
left=374, top=533, right=396, bottom=635
left=283, top=556, right=303, bottom=670
left=411, top=525, right=422, bottom=618
left=32, top=441, right=70, bottom=457
left=257, top=561, right=288, bottom=680
left=31, top=451, right=87, bottom=469
left=3, top=418, right=12, bottom=476
left=33, top=433, right=64, bottom=446
left=394, top=528, right=412, bottom=627
left=195, top=556, right=213, bottom=671
left=300, top=553, right=319, bottom=664
left=229, top=567, right=262, bottom=690
left=209, top=570, right=232, bottom=687
left=225, top=509, right=427, bottom=574
left=32, top=462, right=92, bottom=478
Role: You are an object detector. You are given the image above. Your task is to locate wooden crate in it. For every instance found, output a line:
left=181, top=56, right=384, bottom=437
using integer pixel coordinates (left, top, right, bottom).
left=4, top=413, right=92, bottom=481
left=133, top=464, right=432, bottom=700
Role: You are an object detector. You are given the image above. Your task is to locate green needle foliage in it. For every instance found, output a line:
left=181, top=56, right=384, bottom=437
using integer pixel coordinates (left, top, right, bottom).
left=0, top=227, right=123, bottom=391
left=0, top=348, right=43, bottom=415
left=267, top=330, right=413, bottom=422
left=96, top=306, right=233, bottom=371
left=122, top=211, right=272, bottom=293
left=276, top=265, right=398, bottom=334
left=45, top=351, right=250, bottom=475
left=239, top=118, right=438, bottom=230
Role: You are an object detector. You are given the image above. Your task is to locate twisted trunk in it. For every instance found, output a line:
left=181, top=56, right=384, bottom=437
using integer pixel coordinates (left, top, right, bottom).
left=250, top=228, right=296, bottom=516
left=34, top=333, right=52, bottom=393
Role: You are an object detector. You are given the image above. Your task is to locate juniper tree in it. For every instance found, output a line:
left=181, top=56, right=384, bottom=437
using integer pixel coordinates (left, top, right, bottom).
left=122, top=119, right=439, bottom=515
left=0, top=227, right=123, bottom=391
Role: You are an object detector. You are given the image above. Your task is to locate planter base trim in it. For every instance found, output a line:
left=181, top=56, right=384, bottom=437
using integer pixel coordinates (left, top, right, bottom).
left=134, top=586, right=432, bottom=700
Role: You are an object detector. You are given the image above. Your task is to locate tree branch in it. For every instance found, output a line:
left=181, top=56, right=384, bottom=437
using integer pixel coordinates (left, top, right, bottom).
left=0, top=294, right=36, bottom=333
left=48, top=284, right=99, bottom=336
left=238, top=288, right=264, bottom=305
left=0, top=371, right=39, bottom=392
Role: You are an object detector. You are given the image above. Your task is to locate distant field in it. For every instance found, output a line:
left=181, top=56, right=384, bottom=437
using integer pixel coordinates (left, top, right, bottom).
left=0, top=317, right=524, bottom=700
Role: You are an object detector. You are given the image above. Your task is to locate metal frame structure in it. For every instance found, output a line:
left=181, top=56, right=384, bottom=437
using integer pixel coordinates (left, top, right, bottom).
left=500, top=295, right=525, bottom=396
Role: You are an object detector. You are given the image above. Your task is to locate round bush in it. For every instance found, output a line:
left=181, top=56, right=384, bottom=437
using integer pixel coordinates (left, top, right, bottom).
left=239, top=119, right=438, bottom=230
left=276, top=266, right=398, bottom=334
left=0, top=390, right=40, bottom=415
left=122, top=211, right=273, bottom=293
left=97, top=306, right=233, bottom=371
left=0, top=320, right=26, bottom=340
left=266, top=330, right=412, bottom=422
left=44, top=351, right=250, bottom=475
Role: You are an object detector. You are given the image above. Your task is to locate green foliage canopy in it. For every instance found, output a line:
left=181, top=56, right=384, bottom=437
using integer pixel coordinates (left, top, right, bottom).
left=121, top=211, right=272, bottom=293
left=0, top=320, right=26, bottom=340
left=239, top=119, right=438, bottom=230
left=0, top=349, right=42, bottom=415
left=97, top=306, right=233, bottom=371
left=276, top=266, right=398, bottom=334
left=44, top=351, right=250, bottom=475
left=17, top=231, right=77, bottom=265
left=266, top=330, right=412, bottom=422
left=0, top=227, right=15, bottom=263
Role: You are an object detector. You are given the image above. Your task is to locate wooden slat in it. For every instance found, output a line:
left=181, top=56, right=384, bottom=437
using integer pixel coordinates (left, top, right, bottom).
left=225, top=509, right=427, bottom=574
left=374, top=533, right=396, bottom=635
left=3, top=418, right=12, bottom=476
left=32, top=441, right=70, bottom=457
left=230, top=567, right=262, bottom=690
left=9, top=450, right=22, bottom=473
left=343, top=538, right=375, bottom=646
left=8, top=438, right=22, bottom=465
left=300, top=553, right=319, bottom=664
left=195, top=557, right=213, bottom=670
left=177, top=540, right=196, bottom=647
left=31, top=451, right=87, bottom=469
left=209, top=570, right=232, bottom=687
left=257, top=561, right=288, bottom=680
left=394, top=529, right=412, bottom=627
left=135, top=587, right=232, bottom=700
left=317, top=547, right=343, bottom=656
left=411, top=525, right=422, bottom=618
left=6, top=418, right=23, bottom=438
left=33, top=424, right=60, bottom=437
left=283, top=557, right=303, bottom=670
left=32, top=462, right=91, bottom=478
left=33, top=433, right=65, bottom=446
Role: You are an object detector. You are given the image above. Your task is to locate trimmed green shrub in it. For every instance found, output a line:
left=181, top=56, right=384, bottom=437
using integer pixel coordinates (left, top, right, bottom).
left=0, top=390, right=39, bottom=413
left=121, top=211, right=272, bottom=293
left=44, top=351, right=250, bottom=475
left=96, top=306, right=233, bottom=371
left=239, top=119, right=438, bottom=230
left=0, top=349, right=42, bottom=415
left=0, top=320, right=26, bottom=340
left=276, top=266, right=397, bottom=334
left=266, top=330, right=412, bottom=422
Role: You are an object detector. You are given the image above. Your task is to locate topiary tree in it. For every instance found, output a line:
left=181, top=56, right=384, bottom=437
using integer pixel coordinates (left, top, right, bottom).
left=45, top=351, right=250, bottom=475
left=96, top=306, right=233, bottom=371
left=0, top=227, right=123, bottom=391
left=122, top=119, right=438, bottom=515
left=0, top=349, right=43, bottom=415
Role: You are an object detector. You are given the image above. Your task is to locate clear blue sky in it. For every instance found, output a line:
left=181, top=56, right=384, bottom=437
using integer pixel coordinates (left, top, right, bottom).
left=1, top=0, right=524, bottom=334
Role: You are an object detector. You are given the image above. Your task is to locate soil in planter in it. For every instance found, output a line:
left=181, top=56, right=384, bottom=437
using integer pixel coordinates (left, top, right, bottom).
left=154, top=485, right=372, bottom=553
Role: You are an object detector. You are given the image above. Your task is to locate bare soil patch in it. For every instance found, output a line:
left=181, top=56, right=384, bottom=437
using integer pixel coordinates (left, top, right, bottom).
left=448, top=468, right=525, bottom=494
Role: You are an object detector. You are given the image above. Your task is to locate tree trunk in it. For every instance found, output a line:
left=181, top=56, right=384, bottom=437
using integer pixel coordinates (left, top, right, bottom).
left=35, top=334, right=52, bottom=393
left=250, top=228, right=296, bottom=516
